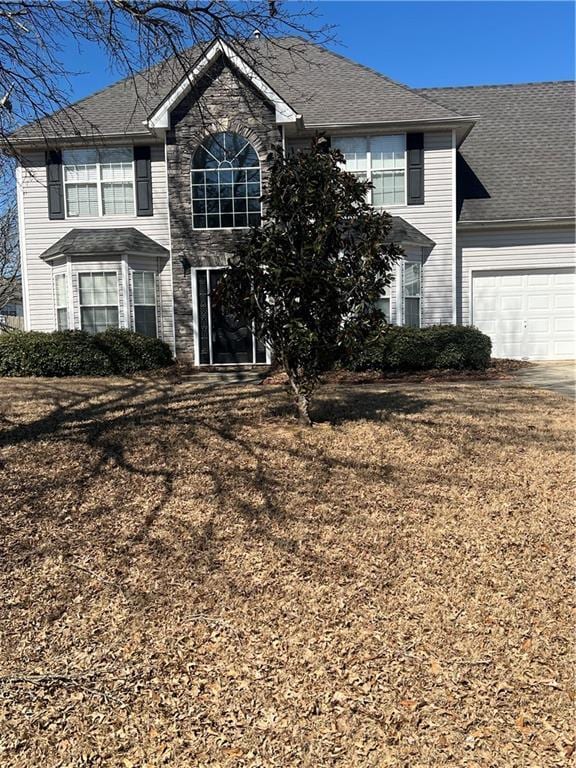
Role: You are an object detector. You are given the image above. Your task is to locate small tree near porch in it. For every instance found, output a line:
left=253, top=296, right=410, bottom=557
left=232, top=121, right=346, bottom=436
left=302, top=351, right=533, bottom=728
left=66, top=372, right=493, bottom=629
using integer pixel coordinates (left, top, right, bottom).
left=218, top=137, right=401, bottom=425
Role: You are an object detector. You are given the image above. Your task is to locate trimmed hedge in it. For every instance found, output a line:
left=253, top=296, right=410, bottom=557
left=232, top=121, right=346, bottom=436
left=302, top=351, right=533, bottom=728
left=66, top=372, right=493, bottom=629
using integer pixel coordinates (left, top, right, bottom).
left=0, top=329, right=173, bottom=377
left=346, top=324, right=492, bottom=372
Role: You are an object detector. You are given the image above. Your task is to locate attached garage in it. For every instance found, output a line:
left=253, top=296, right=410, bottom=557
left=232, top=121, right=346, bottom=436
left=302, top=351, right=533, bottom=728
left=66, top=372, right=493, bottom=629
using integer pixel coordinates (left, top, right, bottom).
left=459, top=227, right=576, bottom=361
left=471, top=267, right=575, bottom=360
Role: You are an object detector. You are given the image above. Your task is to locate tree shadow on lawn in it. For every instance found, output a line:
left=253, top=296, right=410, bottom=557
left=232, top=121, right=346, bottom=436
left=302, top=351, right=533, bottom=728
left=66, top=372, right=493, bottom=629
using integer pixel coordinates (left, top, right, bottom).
left=0, top=379, right=425, bottom=584
left=0, top=376, right=571, bottom=609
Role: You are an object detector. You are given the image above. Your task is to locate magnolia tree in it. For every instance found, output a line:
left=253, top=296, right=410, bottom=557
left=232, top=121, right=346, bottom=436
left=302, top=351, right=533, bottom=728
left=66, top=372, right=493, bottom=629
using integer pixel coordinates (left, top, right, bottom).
left=218, top=137, right=401, bottom=425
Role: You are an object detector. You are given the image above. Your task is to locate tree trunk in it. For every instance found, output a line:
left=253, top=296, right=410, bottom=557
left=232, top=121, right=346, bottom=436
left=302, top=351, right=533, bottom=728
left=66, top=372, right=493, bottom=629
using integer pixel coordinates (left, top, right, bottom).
left=296, top=391, right=312, bottom=427
left=286, top=366, right=313, bottom=426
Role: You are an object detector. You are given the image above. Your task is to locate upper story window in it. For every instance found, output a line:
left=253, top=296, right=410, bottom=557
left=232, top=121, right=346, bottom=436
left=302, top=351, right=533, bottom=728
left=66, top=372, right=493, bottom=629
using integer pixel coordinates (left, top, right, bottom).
left=62, top=148, right=135, bottom=218
left=191, top=132, right=261, bottom=229
left=332, top=135, right=406, bottom=207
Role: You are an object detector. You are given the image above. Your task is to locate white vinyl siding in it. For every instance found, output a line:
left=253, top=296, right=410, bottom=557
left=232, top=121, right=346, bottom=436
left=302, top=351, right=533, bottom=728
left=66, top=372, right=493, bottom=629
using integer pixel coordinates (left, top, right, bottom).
left=63, top=148, right=135, bottom=218
left=17, top=146, right=174, bottom=350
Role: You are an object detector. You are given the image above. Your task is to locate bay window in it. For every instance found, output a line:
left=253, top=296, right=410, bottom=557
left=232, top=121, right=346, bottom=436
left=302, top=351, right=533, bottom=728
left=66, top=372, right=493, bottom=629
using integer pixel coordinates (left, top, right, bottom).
left=63, top=148, right=135, bottom=218
left=79, top=272, right=119, bottom=333
left=333, top=135, right=406, bottom=206
left=403, top=262, right=421, bottom=328
left=132, top=271, right=157, bottom=337
left=54, top=273, right=69, bottom=330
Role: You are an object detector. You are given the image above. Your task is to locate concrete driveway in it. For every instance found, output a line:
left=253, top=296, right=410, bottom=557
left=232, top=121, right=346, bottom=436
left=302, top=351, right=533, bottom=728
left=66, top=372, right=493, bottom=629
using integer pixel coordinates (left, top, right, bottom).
left=515, top=361, right=576, bottom=399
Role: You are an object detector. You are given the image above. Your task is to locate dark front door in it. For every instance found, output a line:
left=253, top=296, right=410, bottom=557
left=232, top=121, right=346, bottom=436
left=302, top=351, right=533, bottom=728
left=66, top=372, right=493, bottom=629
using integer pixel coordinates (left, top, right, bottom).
left=195, top=268, right=267, bottom=366
left=209, top=270, right=254, bottom=364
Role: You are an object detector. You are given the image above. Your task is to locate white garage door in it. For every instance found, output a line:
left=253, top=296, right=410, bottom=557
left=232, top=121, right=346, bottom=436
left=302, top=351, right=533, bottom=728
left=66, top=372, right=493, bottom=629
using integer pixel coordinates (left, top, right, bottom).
left=472, top=268, right=575, bottom=360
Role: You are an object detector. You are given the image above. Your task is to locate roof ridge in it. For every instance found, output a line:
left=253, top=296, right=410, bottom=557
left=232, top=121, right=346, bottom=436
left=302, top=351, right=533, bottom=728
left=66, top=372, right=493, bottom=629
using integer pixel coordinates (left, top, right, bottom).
left=418, top=79, right=575, bottom=91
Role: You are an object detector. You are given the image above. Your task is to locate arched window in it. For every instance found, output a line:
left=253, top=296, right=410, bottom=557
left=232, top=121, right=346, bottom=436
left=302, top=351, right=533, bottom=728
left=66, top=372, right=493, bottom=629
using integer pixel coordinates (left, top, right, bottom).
left=191, top=132, right=261, bottom=229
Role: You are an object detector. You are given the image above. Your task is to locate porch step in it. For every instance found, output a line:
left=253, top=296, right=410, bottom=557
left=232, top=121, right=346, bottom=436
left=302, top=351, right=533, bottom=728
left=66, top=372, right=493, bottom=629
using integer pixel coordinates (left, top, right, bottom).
left=177, top=370, right=267, bottom=386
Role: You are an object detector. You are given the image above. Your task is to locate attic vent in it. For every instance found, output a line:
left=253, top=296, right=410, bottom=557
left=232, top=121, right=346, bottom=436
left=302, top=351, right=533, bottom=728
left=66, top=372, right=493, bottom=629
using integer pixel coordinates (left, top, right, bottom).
left=253, top=29, right=261, bottom=39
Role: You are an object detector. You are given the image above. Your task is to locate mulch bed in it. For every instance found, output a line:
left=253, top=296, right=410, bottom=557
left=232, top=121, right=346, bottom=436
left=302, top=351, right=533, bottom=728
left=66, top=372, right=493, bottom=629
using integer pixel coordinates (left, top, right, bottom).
left=0, top=377, right=572, bottom=766
left=262, top=359, right=532, bottom=387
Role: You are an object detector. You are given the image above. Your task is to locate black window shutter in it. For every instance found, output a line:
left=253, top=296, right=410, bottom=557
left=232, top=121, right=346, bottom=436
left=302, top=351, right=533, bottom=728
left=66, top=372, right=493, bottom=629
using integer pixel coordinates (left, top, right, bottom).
left=134, top=146, right=153, bottom=216
left=196, top=269, right=211, bottom=364
left=46, top=150, right=65, bottom=220
left=406, top=133, right=424, bottom=205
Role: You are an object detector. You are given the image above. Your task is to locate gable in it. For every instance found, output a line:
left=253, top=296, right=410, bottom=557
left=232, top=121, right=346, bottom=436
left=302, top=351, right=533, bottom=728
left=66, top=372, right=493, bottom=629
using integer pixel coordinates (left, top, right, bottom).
left=148, top=39, right=299, bottom=129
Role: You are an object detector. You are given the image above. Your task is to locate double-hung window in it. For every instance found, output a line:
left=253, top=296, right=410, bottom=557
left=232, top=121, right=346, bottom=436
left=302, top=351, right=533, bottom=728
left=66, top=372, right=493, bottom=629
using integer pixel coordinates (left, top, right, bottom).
left=63, top=148, right=135, bottom=218
left=79, top=272, right=119, bottom=333
left=54, top=273, right=69, bottom=330
left=403, top=262, right=421, bottom=328
left=132, top=271, right=157, bottom=337
left=333, top=135, right=406, bottom=207
left=375, top=285, right=391, bottom=321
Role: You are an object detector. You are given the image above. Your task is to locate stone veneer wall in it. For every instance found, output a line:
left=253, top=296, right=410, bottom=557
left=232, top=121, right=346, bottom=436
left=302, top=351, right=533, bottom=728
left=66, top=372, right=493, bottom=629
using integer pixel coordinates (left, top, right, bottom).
left=166, top=55, right=282, bottom=364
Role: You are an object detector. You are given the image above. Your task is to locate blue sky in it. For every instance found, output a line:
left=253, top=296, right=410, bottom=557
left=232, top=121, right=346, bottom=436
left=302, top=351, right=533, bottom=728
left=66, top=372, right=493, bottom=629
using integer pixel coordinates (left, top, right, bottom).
left=59, top=1, right=574, bottom=102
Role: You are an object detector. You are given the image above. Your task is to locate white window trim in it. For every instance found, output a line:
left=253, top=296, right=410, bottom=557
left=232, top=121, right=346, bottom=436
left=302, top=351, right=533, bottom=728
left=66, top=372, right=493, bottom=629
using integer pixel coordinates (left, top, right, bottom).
left=334, top=133, right=407, bottom=209
left=78, top=270, right=121, bottom=332
left=52, top=270, right=69, bottom=331
left=376, top=284, right=392, bottom=322
left=191, top=266, right=271, bottom=366
left=63, top=148, right=136, bottom=220
left=402, top=259, right=422, bottom=328
left=131, top=269, right=159, bottom=337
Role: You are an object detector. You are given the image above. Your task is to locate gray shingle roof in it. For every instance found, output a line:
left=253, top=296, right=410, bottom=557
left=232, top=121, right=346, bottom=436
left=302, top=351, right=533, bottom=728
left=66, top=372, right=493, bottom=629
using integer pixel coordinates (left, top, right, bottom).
left=418, top=81, right=575, bottom=222
left=40, top=228, right=169, bottom=259
left=388, top=217, right=435, bottom=247
left=12, top=37, right=464, bottom=141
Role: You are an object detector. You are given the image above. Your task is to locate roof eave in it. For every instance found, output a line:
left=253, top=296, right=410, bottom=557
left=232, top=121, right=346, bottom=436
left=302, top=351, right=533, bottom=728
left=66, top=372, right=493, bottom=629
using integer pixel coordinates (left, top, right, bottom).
left=41, top=247, right=169, bottom=261
left=5, top=131, right=156, bottom=151
left=457, top=216, right=576, bottom=231
left=304, top=115, right=477, bottom=129
left=300, top=115, right=477, bottom=144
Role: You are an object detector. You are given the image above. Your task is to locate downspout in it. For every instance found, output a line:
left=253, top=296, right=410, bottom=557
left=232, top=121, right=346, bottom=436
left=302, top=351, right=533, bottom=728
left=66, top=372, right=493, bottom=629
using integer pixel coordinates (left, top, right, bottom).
left=451, top=128, right=458, bottom=324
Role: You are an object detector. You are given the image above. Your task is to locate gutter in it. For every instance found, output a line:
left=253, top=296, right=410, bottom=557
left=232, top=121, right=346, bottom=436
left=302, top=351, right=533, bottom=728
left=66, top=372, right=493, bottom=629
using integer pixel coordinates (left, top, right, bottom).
left=305, top=115, right=479, bottom=128
left=457, top=216, right=576, bottom=231
left=4, top=132, right=157, bottom=150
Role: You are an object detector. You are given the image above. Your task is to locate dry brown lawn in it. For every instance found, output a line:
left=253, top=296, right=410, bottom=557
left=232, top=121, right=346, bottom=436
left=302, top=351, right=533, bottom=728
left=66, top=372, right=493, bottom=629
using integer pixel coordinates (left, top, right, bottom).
left=0, top=376, right=573, bottom=767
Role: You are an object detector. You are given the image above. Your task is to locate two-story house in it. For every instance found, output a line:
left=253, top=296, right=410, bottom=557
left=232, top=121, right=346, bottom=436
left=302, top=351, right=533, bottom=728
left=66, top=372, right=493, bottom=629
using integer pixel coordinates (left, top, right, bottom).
left=9, top=37, right=576, bottom=364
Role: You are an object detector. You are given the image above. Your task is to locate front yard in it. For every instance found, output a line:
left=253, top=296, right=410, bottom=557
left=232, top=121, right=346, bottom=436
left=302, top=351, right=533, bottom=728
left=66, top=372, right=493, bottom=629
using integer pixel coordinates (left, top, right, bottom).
left=0, top=376, right=573, bottom=766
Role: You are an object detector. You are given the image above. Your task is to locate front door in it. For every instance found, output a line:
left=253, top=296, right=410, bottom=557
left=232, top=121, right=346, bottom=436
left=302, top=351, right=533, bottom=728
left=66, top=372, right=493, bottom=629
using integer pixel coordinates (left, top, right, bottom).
left=209, top=270, right=254, bottom=364
left=195, top=268, right=267, bottom=365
